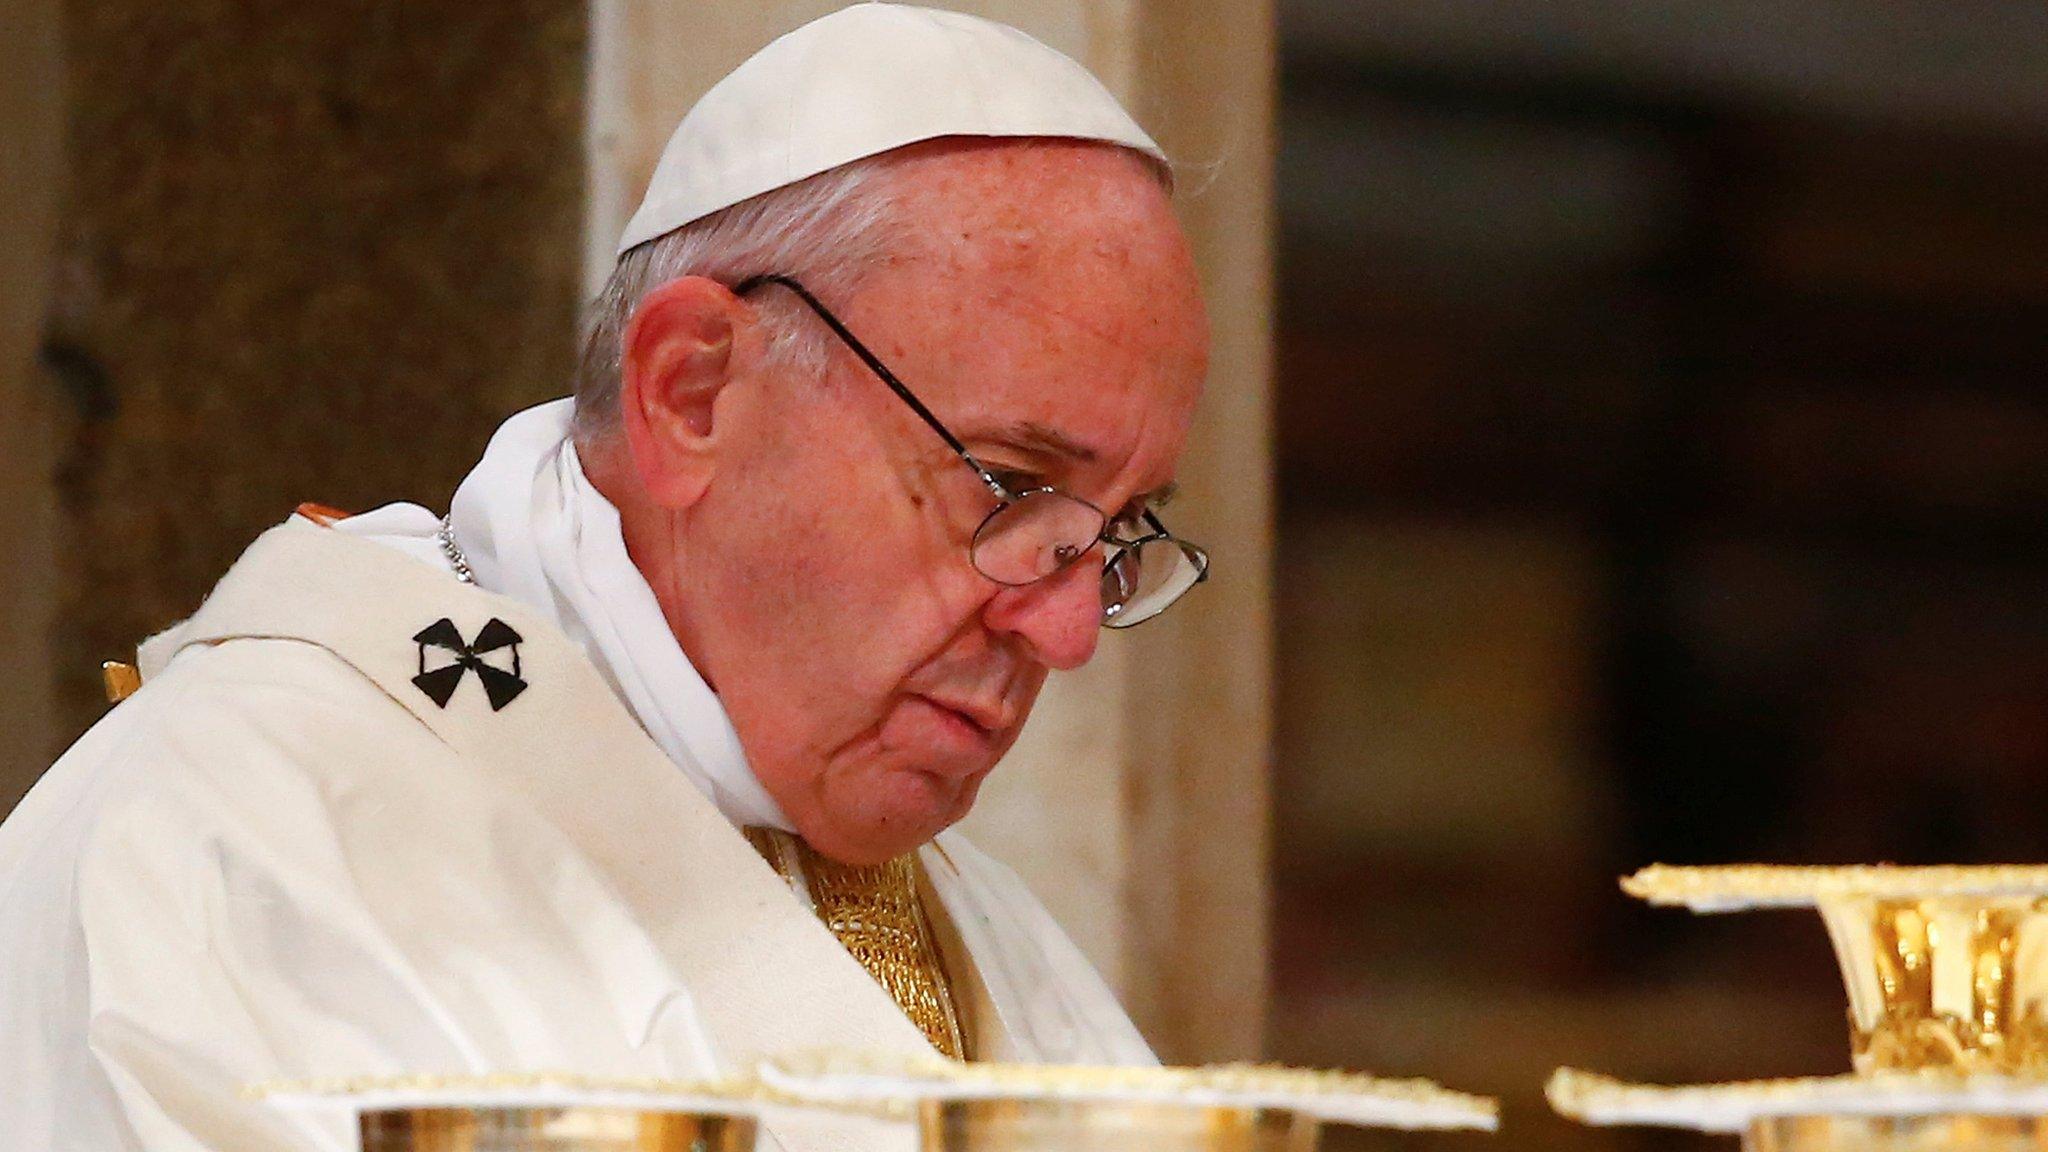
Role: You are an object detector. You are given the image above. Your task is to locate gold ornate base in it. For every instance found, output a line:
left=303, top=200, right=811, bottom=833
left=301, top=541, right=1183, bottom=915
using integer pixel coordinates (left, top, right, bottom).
left=1744, top=1115, right=2048, bottom=1151
left=359, top=1107, right=758, bottom=1152
left=920, top=1099, right=1320, bottom=1152
left=1826, top=896, right=2048, bottom=1076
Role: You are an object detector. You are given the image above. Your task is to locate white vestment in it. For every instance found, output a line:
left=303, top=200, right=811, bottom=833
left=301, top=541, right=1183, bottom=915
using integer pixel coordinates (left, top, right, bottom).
left=0, top=514, right=1151, bottom=1150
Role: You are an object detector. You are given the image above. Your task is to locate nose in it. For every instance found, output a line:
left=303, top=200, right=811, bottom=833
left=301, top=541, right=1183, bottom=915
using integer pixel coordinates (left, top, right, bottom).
left=981, top=552, right=1102, bottom=671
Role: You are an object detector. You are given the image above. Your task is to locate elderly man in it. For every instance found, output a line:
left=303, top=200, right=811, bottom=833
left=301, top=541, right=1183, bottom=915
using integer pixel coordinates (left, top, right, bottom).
left=0, top=5, right=1212, bottom=1150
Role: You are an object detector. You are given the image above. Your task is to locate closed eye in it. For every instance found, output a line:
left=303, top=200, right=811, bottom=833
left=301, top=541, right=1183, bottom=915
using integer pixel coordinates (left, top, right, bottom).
left=988, top=469, right=1050, bottom=497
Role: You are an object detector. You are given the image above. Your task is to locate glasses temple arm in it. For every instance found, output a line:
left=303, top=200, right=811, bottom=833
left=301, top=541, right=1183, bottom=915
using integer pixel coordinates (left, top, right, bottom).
left=734, top=274, right=1002, bottom=487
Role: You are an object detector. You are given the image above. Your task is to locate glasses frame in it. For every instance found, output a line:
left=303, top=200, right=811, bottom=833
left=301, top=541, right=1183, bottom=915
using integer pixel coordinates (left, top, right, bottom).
left=732, top=273, right=1209, bottom=627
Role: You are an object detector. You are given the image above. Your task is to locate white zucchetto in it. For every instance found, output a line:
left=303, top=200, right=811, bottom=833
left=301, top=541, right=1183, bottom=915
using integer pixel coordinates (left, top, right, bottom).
left=617, top=2, right=1167, bottom=253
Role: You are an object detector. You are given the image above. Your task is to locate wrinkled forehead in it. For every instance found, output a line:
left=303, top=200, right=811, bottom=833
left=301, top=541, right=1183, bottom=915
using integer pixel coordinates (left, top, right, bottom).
left=843, top=143, right=1209, bottom=480
left=907, top=143, right=1179, bottom=281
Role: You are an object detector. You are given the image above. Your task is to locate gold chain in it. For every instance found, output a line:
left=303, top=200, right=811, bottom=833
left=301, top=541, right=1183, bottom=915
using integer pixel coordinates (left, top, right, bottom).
left=746, top=829, right=969, bottom=1060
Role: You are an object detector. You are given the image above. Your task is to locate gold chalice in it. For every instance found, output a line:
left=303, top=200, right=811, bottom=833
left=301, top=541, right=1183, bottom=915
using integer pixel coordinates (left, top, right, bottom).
left=1551, top=865, right=2048, bottom=1151
left=918, top=1097, right=1316, bottom=1152
left=1744, top=1113, right=2048, bottom=1151
left=358, top=1105, right=755, bottom=1151
left=1819, top=898, right=2048, bottom=1077
left=248, top=1072, right=765, bottom=1152
left=761, top=1051, right=1496, bottom=1151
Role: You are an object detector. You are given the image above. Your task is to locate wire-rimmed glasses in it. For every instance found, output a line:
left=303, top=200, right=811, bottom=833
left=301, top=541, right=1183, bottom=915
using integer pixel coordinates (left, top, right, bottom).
left=734, top=274, right=1208, bottom=628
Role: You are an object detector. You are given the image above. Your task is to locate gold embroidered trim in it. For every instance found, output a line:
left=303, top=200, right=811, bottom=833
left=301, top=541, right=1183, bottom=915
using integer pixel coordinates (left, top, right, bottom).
left=747, top=828, right=969, bottom=1060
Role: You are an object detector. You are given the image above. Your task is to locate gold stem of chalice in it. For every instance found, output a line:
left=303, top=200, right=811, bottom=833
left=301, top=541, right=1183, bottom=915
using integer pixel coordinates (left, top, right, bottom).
left=1743, top=1114, right=2048, bottom=1151
left=359, top=1106, right=758, bottom=1152
left=918, top=1099, right=1322, bottom=1152
left=1818, top=895, right=2048, bottom=1076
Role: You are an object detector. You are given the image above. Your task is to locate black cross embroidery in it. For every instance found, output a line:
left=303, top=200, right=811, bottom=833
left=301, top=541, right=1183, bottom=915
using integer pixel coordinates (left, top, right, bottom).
left=411, top=617, right=527, bottom=711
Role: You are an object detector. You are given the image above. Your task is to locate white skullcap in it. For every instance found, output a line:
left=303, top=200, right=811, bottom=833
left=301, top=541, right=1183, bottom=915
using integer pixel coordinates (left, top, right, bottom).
left=616, top=2, right=1166, bottom=254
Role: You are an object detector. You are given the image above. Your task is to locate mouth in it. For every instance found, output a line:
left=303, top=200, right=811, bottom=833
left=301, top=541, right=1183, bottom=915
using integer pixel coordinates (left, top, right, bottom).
left=916, top=693, right=1010, bottom=738
left=890, top=693, right=1017, bottom=773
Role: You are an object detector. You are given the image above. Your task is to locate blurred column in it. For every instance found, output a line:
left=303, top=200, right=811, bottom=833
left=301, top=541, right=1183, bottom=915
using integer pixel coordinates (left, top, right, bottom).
left=0, top=0, right=62, bottom=812
left=587, top=0, right=1275, bottom=1061
left=50, top=4, right=584, bottom=754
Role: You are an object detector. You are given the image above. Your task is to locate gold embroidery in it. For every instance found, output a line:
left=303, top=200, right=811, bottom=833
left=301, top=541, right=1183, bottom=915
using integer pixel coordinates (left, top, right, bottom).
left=747, top=828, right=970, bottom=1060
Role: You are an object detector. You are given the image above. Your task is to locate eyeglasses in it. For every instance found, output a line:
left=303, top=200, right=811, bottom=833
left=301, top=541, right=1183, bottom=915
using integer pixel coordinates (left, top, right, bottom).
left=734, top=274, right=1208, bottom=628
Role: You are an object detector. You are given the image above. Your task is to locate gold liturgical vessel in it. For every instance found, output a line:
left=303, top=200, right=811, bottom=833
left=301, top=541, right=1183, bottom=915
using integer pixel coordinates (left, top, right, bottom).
left=359, top=1108, right=755, bottom=1152
left=761, top=1052, right=1497, bottom=1152
left=254, top=1059, right=1494, bottom=1152
left=252, top=1074, right=765, bottom=1152
left=1550, top=865, right=2048, bottom=1150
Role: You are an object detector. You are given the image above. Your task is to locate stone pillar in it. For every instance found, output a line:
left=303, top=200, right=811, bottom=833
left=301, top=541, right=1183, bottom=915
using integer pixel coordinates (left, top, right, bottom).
left=0, top=0, right=63, bottom=813
left=44, top=1, right=586, bottom=752
left=1108, top=0, right=1276, bottom=1064
left=587, top=0, right=1275, bottom=1062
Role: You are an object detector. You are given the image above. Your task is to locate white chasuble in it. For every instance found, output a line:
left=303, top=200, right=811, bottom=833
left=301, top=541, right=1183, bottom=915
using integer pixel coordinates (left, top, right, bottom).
left=0, top=519, right=1150, bottom=1152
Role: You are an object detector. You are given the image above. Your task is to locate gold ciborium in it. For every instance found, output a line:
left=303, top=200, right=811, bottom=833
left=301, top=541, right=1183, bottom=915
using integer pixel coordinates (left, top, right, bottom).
left=919, top=1097, right=1316, bottom=1152
left=762, top=1052, right=1496, bottom=1151
left=1818, top=892, right=2048, bottom=1076
left=1551, top=865, right=2048, bottom=1151
left=1745, top=1113, right=2048, bottom=1151
left=249, top=1073, right=766, bottom=1152
left=359, top=1105, right=756, bottom=1151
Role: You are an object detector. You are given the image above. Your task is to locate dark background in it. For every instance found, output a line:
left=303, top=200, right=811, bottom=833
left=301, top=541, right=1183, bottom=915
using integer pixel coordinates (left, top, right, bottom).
left=37, top=1, right=586, bottom=740
left=1267, top=3, right=2048, bottom=1149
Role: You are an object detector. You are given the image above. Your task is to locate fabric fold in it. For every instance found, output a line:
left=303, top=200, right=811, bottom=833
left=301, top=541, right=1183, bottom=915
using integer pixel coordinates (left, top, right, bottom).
left=342, top=399, right=791, bottom=832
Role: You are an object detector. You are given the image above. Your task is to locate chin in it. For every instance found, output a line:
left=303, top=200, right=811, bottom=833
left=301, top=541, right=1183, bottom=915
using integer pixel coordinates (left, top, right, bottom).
left=797, top=774, right=979, bottom=865
left=797, top=820, right=941, bottom=867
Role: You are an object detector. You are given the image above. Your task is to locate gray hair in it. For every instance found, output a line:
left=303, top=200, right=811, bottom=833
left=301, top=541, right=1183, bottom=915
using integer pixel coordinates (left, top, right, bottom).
left=572, top=140, right=1175, bottom=446
left=571, top=154, right=911, bottom=444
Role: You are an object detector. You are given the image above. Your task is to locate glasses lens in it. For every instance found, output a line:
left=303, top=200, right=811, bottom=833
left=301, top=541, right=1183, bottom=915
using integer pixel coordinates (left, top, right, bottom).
left=1101, top=537, right=1207, bottom=628
left=971, top=490, right=1107, bottom=586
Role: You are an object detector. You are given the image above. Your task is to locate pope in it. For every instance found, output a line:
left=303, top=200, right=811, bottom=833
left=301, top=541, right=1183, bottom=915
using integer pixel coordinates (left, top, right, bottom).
left=0, top=5, right=1212, bottom=1150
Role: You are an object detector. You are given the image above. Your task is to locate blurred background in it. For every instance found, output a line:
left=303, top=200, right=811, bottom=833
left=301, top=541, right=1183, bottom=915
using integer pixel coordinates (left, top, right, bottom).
left=4, top=3, right=2047, bottom=1150
left=1270, top=3, right=2048, bottom=1150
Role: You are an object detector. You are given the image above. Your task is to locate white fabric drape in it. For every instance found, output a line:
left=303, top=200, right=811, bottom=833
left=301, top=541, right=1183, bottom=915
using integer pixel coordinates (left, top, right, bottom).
left=339, top=399, right=790, bottom=831
left=330, top=397, right=1155, bottom=1065
left=0, top=400, right=1154, bottom=1152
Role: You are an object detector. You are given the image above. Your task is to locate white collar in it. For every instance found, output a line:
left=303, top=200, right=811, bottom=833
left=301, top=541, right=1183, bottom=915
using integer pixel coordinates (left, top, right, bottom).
left=361, top=398, right=792, bottom=831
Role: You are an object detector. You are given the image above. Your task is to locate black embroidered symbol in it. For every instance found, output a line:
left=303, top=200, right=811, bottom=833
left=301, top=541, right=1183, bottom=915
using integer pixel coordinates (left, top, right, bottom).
left=411, top=617, right=527, bottom=711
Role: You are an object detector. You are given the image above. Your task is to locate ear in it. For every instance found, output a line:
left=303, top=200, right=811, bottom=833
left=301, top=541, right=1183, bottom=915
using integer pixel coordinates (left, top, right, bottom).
left=618, top=276, right=751, bottom=508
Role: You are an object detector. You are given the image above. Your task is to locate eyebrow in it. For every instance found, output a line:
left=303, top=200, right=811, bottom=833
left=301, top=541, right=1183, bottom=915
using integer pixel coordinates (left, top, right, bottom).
left=983, top=421, right=1178, bottom=510
left=990, top=420, right=1099, bottom=465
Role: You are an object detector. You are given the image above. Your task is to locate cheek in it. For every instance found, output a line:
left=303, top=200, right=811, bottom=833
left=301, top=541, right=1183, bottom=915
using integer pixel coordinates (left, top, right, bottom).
left=711, top=440, right=985, bottom=702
